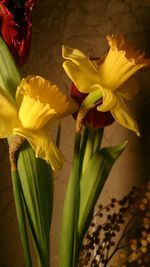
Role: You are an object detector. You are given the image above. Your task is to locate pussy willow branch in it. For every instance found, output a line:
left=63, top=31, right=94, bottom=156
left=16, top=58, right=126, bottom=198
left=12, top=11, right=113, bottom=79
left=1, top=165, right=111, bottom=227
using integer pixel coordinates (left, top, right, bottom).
left=105, top=214, right=135, bottom=265
left=9, top=135, right=25, bottom=171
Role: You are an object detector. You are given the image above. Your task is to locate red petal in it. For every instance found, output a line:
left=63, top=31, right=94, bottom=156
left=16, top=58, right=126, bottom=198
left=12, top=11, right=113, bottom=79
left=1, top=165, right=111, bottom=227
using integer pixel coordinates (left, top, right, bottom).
left=0, top=1, right=36, bottom=65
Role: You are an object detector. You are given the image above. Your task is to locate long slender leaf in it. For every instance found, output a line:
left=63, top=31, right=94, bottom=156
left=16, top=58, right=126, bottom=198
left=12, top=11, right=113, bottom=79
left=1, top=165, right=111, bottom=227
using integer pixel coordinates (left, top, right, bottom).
left=0, top=37, right=21, bottom=99
left=78, top=141, right=128, bottom=253
left=17, top=141, right=53, bottom=267
left=60, top=133, right=81, bottom=267
left=11, top=169, right=33, bottom=267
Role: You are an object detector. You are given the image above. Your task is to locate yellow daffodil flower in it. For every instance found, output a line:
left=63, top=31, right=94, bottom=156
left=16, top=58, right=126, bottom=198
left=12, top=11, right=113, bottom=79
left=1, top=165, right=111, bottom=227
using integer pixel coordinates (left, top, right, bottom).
left=0, top=75, right=78, bottom=170
left=62, top=35, right=150, bottom=135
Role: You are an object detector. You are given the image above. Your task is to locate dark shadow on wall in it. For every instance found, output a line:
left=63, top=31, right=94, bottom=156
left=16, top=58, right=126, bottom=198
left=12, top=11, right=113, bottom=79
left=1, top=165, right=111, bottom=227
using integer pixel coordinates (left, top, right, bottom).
left=138, top=79, right=150, bottom=183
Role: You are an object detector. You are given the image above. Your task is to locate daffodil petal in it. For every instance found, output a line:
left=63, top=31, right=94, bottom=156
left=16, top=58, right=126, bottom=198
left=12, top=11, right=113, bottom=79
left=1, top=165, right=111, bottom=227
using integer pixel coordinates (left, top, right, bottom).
left=111, top=96, right=139, bottom=135
left=62, top=46, right=98, bottom=71
left=98, top=35, right=150, bottom=90
left=14, top=127, right=64, bottom=171
left=97, top=88, right=117, bottom=112
left=63, top=60, right=99, bottom=93
left=62, top=46, right=100, bottom=93
left=0, top=88, right=20, bottom=137
left=17, top=76, right=78, bottom=130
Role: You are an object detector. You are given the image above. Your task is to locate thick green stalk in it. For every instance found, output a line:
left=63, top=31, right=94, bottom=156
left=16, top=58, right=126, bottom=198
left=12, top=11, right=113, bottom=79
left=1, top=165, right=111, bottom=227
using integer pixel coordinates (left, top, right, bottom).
left=81, top=128, right=104, bottom=177
left=60, top=133, right=81, bottom=267
left=11, top=170, right=32, bottom=267
left=81, top=128, right=96, bottom=176
left=93, top=128, right=104, bottom=153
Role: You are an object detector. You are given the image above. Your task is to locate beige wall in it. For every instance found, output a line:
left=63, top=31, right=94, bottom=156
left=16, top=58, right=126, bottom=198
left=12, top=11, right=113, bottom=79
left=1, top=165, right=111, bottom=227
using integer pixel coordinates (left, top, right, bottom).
left=1, top=0, right=150, bottom=266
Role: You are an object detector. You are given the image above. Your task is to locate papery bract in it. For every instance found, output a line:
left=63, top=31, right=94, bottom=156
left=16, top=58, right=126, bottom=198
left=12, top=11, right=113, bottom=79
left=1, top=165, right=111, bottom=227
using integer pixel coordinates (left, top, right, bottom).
left=0, top=75, right=79, bottom=170
left=62, top=35, right=150, bottom=135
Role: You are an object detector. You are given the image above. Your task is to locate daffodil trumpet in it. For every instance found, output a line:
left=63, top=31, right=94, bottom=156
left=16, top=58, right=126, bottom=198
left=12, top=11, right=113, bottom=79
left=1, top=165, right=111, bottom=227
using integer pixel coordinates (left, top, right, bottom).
left=0, top=75, right=78, bottom=170
left=62, top=35, right=150, bottom=136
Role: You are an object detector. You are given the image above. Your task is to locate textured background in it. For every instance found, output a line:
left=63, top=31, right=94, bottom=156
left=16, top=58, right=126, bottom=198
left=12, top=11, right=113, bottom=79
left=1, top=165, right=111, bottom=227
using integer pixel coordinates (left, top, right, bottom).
left=1, top=0, right=150, bottom=266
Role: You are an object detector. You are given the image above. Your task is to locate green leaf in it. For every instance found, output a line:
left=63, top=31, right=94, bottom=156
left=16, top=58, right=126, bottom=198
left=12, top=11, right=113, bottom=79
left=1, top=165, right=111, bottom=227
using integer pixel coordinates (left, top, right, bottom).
left=11, top=169, right=33, bottom=267
left=78, top=141, right=128, bottom=252
left=0, top=37, right=21, bottom=99
left=17, top=141, right=53, bottom=267
left=60, top=133, right=81, bottom=267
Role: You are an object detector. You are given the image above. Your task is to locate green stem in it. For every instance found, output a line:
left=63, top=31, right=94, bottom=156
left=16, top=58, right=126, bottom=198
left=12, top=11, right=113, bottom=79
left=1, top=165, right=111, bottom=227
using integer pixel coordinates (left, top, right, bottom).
left=81, top=128, right=95, bottom=176
left=17, top=144, right=53, bottom=267
left=11, top=170, right=32, bottom=267
left=60, top=133, right=81, bottom=267
left=93, top=128, right=104, bottom=153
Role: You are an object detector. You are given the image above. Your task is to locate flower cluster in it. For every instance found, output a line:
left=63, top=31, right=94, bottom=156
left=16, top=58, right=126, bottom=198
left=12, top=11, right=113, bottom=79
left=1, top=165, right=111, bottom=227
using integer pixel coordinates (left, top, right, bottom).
left=79, top=182, right=150, bottom=267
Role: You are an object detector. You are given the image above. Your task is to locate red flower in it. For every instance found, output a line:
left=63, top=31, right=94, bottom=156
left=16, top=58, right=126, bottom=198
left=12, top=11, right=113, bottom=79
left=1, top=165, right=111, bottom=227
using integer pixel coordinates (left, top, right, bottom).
left=0, top=0, right=37, bottom=65
left=71, top=82, right=114, bottom=129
